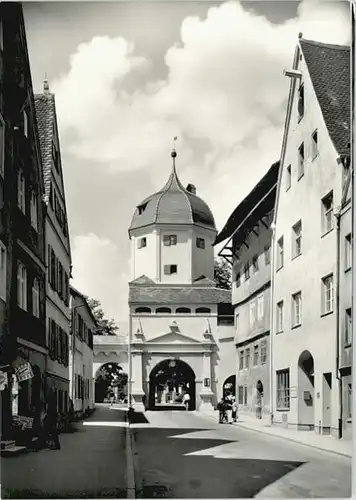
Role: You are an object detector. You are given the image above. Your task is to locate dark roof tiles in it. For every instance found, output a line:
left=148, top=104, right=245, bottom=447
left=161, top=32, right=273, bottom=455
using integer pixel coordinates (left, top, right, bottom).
left=34, top=93, right=55, bottom=202
left=129, top=284, right=231, bottom=304
left=300, top=38, right=350, bottom=155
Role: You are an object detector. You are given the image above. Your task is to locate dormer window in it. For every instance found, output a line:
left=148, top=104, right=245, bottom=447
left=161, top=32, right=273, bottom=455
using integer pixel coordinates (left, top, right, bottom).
left=163, top=235, right=177, bottom=246
left=137, top=203, right=148, bottom=215
left=298, top=84, right=304, bottom=122
left=137, top=237, right=147, bottom=249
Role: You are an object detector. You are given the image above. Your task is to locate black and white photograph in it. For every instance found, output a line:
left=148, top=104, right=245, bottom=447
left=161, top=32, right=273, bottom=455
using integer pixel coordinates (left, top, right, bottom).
left=0, top=0, right=354, bottom=498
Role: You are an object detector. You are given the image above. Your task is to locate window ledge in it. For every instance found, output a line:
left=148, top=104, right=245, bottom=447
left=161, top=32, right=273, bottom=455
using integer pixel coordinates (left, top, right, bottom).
left=345, top=266, right=351, bottom=273
left=320, top=310, right=334, bottom=318
left=311, top=153, right=318, bottom=162
left=276, top=408, right=291, bottom=412
left=346, top=419, right=352, bottom=424
left=321, top=228, right=334, bottom=239
left=276, top=265, right=284, bottom=273
left=298, top=115, right=304, bottom=124
left=291, top=253, right=302, bottom=262
left=276, top=330, right=283, bottom=335
left=345, top=343, right=352, bottom=349
left=286, top=186, right=291, bottom=192
left=297, top=173, right=304, bottom=181
left=291, top=323, right=301, bottom=330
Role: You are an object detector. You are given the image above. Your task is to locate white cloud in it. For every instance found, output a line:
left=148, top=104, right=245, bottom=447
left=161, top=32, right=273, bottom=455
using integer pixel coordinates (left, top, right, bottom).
left=55, top=0, right=350, bottom=324
left=71, top=233, right=130, bottom=331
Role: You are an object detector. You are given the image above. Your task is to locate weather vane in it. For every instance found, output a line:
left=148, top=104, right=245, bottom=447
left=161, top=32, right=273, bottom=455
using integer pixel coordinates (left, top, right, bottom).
left=171, top=136, right=178, bottom=160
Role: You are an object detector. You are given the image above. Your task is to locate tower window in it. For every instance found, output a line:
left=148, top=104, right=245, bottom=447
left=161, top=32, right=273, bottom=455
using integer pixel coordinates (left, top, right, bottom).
left=137, top=203, right=148, bottom=215
left=196, top=237, right=205, bottom=249
left=163, top=235, right=177, bottom=246
left=176, top=307, right=191, bottom=314
left=164, top=264, right=177, bottom=275
left=156, top=307, right=171, bottom=314
left=196, top=307, right=211, bottom=314
left=135, top=307, right=151, bottom=314
left=137, top=237, right=147, bottom=249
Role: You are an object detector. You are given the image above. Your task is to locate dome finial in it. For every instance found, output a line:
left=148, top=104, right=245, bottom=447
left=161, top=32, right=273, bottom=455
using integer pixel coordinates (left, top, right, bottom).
left=43, top=72, right=50, bottom=95
left=171, top=136, right=178, bottom=170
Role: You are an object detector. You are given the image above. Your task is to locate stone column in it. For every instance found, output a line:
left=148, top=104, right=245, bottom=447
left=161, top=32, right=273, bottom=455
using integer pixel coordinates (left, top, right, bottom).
left=131, top=351, right=145, bottom=411
left=199, top=351, right=215, bottom=415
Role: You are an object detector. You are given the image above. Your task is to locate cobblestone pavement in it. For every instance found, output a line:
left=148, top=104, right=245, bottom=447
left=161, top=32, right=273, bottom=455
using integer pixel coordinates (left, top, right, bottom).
left=132, top=410, right=352, bottom=498
left=1, top=405, right=128, bottom=499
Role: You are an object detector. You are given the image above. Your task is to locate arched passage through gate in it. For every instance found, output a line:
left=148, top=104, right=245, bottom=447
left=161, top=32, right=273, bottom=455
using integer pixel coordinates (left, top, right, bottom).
left=148, top=359, right=196, bottom=410
left=223, top=375, right=236, bottom=399
left=94, top=362, right=128, bottom=403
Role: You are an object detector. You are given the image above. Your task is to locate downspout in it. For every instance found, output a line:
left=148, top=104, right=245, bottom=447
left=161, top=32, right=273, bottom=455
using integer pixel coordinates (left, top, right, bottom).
left=269, top=222, right=276, bottom=426
left=334, top=207, right=342, bottom=439
left=128, top=309, right=133, bottom=411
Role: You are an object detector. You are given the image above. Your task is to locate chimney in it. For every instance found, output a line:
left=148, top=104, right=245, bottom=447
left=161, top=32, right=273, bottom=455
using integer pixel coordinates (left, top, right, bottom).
left=186, top=183, right=196, bottom=195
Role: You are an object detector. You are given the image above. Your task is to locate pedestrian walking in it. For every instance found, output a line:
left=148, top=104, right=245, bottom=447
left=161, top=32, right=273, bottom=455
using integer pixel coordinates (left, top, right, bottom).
left=182, top=392, right=190, bottom=411
left=217, top=398, right=227, bottom=423
left=231, top=397, right=238, bottom=422
left=44, top=394, right=61, bottom=450
left=109, top=390, right=115, bottom=407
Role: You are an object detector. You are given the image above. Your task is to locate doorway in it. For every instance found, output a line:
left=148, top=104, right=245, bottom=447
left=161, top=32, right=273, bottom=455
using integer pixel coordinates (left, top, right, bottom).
left=297, top=350, right=315, bottom=430
left=322, top=372, right=332, bottom=434
left=223, top=375, right=236, bottom=399
left=148, top=359, right=196, bottom=410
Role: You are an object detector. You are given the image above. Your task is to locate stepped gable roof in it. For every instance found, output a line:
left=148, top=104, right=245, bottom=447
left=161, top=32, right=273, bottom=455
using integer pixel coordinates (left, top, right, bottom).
left=34, top=88, right=56, bottom=202
left=129, top=151, right=216, bottom=233
left=214, top=161, right=280, bottom=246
left=128, top=284, right=231, bottom=305
left=300, top=38, right=350, bottom=155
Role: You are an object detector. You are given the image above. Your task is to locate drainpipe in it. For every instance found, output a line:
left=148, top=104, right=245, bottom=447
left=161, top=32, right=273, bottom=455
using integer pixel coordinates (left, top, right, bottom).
left=128, top=311, right=133, bottom=411
left=269, top=222, right=276, bottom=426
left=334, top=206, right=342, bottom=439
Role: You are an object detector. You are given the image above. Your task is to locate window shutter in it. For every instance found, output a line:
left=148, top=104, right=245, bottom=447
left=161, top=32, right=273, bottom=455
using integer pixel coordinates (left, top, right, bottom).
left=164, top=265, right=170, bottom=275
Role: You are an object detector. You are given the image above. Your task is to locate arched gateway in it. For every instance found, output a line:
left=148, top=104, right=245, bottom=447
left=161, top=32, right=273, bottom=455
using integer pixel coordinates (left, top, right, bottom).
left=149, top=359, right=196, bottom=410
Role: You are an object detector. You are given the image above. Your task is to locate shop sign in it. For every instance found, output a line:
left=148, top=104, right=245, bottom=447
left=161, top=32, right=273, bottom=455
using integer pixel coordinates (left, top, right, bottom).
left=0, top=370, right=8, bottom=391
left=15, top=362, right=34, bottom=382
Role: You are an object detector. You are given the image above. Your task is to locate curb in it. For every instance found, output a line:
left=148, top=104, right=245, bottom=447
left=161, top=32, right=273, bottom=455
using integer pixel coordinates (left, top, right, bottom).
left=125, top=411, right=136, bottom=499
left=197, top=412, right=352, bottom=459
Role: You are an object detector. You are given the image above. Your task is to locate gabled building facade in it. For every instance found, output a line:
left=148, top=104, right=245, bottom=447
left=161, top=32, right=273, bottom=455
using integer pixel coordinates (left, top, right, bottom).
left=216, top=161, right=280, bottom=420
left=69, top=286, right=95, bottom=417
left=271, top=36, right=351, bottom=438
left=128, top=149, right=235, bottom=412
left=34, top=81, right=72, bottom=417
left=0, top=3, right=47, bottom=437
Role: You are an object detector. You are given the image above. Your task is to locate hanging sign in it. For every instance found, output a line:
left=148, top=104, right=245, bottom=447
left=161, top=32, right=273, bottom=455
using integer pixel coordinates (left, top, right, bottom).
left=0, top=371, right=8, bottom=391
left=15, top=362, right=34, bottom=383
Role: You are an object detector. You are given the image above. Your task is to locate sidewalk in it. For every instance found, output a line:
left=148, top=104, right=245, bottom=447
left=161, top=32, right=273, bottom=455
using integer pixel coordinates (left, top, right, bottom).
left=199, top=411, right=352, bottom=458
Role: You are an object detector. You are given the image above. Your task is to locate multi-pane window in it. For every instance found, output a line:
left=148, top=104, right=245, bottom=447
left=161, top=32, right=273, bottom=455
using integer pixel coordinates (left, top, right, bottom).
left=244, top=262, right=250, bottom=280
left=264, top=245, right=271, bottom=265
left=0, top=241, right=6, bottom=301
left=137, top=237, right=146, bottom=249
left=253, top=344, right=259, bottom=366
left=292, top=292, right=302, bottom=327
left=298, top=84, right=304, bottom=121
left=260, top=339, right=267, bottom=364
left=243, top=386, right=248, bottom=405
left=17, top=262, right=27, bottom=311
left=322, top=191, right=334, bottom=234
left=23, top=109, right=28, bottom=138
left=345, top=233, right=352, bottom=270
left=252, top=254, right=259, bottom=273
left=17, top=170, right=26, bottom=213
left=322, top=274, right=333, bottom=314
left=276, top=369, right=290, bottom=410
left=276, top=301, right=284, bottom=332
left=32, top=278, right=40, bottom=318
left=196, top=237, right=205, bottom=249
left=164, top=264, right=177, bottom=275
left=311, top=130, right=318, bottom=159
left=298, top=143, right=304, bottom=178
left=277, top=237, right=284, bottom=269
left=245, top=348, right=250, bottom=369
left=286, top=164, right=291, bottom=190
left=239, top=350, right=244, bottom=370
left=238, top=386, right=244, bottom=404
left=30, top=192, right=38, bottom=231
left=0, top=112, right=4, bottom=178
left=345, top=308, right=352, bottom=346
left=163, top=235, right=177, bottom=246
left=292, top=220, right=302, bottom=258
left=249, top=301, right=256, bottom=325
left=257, top=294, right=264, bottom=320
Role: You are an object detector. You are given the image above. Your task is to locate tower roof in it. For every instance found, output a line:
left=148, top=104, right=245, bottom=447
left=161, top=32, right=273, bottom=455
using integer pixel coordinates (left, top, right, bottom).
left=129, top=150, right=216, bottom=233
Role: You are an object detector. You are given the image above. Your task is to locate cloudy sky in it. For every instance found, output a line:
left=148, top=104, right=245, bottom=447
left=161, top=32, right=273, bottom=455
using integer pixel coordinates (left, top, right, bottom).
left=24, top=0, right=350, bottom=332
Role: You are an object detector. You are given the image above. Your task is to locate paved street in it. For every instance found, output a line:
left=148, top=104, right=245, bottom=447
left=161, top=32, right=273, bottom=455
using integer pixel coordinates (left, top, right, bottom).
left=1, top=405, right=128, bottom=498
left=132, top=410, right=352, bottom=498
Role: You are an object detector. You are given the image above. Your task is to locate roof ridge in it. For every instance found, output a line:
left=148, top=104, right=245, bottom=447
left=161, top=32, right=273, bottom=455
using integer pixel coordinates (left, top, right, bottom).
left=300, top=38, right=350, bottom=51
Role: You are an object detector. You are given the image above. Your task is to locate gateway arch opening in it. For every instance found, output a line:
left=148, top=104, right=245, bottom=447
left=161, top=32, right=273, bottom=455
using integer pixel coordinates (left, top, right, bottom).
left=148, top=359, right=196, bottom=411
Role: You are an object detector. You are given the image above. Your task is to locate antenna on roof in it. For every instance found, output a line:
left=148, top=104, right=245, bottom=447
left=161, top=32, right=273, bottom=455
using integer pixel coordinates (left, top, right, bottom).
left=43, top=72, right=50, bottom=95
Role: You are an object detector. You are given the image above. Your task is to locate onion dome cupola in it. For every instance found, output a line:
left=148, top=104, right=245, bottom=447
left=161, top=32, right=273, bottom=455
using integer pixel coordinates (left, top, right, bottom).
left=129, top=147, right=216, bottom=234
